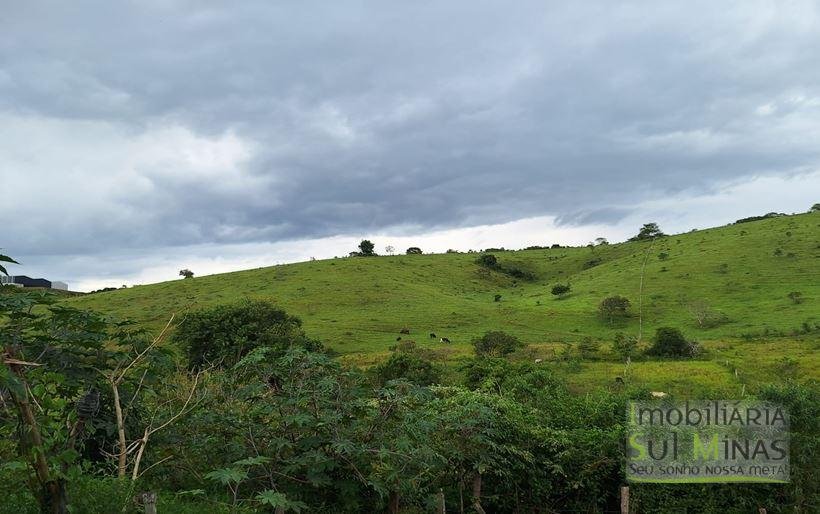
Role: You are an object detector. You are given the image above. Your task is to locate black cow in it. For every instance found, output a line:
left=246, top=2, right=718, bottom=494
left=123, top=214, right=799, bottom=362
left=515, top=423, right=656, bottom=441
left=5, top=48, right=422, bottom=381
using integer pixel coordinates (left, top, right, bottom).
left=440, top=337, right=451, bottom=344
left=429, top=333, right=437, bottom=339
left=396, top=336, right=402, bottom=341
left=400, top=328, right=410, bottom=334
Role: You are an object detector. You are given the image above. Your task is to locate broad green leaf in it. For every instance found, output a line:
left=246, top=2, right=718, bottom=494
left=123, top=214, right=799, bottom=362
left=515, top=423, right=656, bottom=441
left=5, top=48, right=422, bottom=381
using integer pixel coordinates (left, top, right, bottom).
left=204, top=467, right=247, bottom=485
left=233, top=455, right=272, bottom=467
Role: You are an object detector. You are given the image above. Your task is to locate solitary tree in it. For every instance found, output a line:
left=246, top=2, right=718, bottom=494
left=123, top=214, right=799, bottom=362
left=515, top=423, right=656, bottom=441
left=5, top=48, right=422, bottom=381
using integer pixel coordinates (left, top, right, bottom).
left=358, top=240, right=376, bottom=256
left=385, top=245, right=395, bottom=255
left=594, top=237, right=609, bottom=246
left=598, top=295, right=631, bottom=324
left=551, top=283, right=571, bottom=299
left=406, top=247, right=423, bottom=255
left=179, top=269, right=194, bottom=279
left=612, top=332, right=638, bottom=361
left=472, top=331, right=524, bottom=358
left=646, top=327, right=695, bottom=357
left=475, top=253, right=498, bottom=268
left=629, top=223, right=665, bottom=241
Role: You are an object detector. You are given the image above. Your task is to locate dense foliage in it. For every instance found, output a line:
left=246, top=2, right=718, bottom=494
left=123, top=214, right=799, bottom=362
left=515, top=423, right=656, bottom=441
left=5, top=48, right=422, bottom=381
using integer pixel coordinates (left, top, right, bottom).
left=646, top=326, right=696, bottom=357
left=173, top=300, right=322, bottom=369
left=2, top=268, right=818, bottom=512
left=472, top=330, right=524, bottom=358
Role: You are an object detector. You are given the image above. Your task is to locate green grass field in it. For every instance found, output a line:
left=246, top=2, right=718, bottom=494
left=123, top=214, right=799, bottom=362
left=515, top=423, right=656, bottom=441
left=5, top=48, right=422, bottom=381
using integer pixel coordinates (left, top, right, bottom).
left=66, top=212, right=820, bottom=395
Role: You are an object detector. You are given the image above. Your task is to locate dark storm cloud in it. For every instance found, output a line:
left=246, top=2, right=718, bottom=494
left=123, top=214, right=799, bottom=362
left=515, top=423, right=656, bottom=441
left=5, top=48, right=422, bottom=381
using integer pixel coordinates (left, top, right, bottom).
left=2, top=1, right=820, bottom=258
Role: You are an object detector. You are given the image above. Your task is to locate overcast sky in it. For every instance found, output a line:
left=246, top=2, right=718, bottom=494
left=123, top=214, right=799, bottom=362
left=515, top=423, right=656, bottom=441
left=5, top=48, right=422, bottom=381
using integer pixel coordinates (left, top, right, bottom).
left=2, top=1, right=819, bottom=291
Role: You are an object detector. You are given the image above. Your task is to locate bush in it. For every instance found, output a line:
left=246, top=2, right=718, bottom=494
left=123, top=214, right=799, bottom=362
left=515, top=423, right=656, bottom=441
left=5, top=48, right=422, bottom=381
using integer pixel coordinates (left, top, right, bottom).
left=551, top=283, right=571, bottom=298
left=174, top=300, right=322, bottom=369
left=502, top=264, right=536, bottom=281
left=472, top=330, right=524, bottom=358
left=583, top=257, right=602, bottom=269
left=405, top=247, right=423, bottom=254
left=475, top=253, right=498, bottom=268
left=577, top=337, right=600, bottom=359
left=645, top=327, right=696, bottom=357
left=598, top=295, right=630, bottom=324
left=612, top=332, right=638, bottom=360
left=372, top=353, right=440, bottom=386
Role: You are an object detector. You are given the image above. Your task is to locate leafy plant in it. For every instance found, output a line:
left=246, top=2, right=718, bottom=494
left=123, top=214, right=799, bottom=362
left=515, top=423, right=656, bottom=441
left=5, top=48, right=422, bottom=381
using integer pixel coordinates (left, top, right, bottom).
left=472, top=331, right=524, bottom=358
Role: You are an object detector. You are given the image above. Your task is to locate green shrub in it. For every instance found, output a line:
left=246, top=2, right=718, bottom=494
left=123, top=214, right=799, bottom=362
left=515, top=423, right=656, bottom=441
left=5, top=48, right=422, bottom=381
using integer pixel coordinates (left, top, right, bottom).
left=475, top=253, right=498, bottom=268
left=551, top=283, right=571, bottom=298
left=472, top=330, right=524, bottom=358
left=645, top=327, right=695, bottom=357
left=372, top=352, right=440, bottom=386
left=612, top=332, right=638, bottom=360
left=598, top=295, right=631, bottom=324
left=174, top=300, right=322, bottom=369
left=577, top=337, right=600, bottom=359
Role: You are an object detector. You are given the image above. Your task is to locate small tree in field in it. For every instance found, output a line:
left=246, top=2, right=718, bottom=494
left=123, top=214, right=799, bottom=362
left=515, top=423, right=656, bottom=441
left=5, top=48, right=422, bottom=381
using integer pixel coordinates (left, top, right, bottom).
left=358, top=240, right=376, bottom=256
left=385, top=245, right=395, bottom=255
left=179, top=269, right=194, bottom=279
left=612, top=332, right=638, bottom=361
left=598, top=295, right=630, bottom=324
left=629, top=223, right=665, bottom=241
left=475, top=253, right=498, bottom=268
left=472, top=331, right=523, bottom=358
left=577, top=337, right=600, bottom=359
left=551, top=283, right=571, bottom=299
left=646, top=327, right=696, bottom=357
left=173, top=300, right=322, bottom=369
left=405, top=247, right=423, bottom=255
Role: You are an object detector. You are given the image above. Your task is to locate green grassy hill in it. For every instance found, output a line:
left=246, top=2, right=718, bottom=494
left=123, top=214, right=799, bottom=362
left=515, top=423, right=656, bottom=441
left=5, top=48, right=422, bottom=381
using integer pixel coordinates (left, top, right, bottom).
left=66, top=212, right=820, bottom=395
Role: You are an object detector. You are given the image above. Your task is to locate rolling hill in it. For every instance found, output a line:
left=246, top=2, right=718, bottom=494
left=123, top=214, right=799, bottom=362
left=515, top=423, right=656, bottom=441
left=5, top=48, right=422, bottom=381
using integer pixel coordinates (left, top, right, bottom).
left=65, top=212, right=820, bottom=395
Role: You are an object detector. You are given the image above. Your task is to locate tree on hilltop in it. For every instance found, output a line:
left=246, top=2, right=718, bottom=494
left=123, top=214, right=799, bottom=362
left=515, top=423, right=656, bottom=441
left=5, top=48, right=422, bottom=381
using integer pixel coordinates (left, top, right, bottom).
left=358, top=240, right=376, bottom=256
left=629, top=223, right=665, bottom=241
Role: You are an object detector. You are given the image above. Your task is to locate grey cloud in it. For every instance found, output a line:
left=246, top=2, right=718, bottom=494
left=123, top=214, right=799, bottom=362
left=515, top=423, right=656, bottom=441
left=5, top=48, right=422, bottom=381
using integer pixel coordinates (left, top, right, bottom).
left=2, top=1, right=820, bottom=270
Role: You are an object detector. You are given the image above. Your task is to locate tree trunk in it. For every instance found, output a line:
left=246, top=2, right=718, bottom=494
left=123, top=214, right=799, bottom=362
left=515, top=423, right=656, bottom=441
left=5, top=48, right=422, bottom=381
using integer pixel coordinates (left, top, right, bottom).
left=471, top=473, right=485, bottom=514
left=131, top=430, right=150, bottom=481
left=111, top=380, right=128, bottom=478
left=437, top=489, right=446, bottom=514
left=388, top=491, right=400, bottom=514
left=5, top=355, right=68, bottom=513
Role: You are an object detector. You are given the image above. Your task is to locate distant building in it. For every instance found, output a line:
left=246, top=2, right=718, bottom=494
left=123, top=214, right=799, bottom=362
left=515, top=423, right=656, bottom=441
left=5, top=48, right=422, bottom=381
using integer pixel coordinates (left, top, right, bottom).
left=0, top=275, right=68, bottom=290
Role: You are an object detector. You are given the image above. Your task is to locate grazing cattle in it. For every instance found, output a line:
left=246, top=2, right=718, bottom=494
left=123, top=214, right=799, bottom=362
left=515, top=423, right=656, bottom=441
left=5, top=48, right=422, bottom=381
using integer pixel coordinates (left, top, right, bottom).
left=429, top=333, right=437, bottom=339
left=396, top=336, right=402, bottom=341
left=650, top=391, right=667, bottom=399
left=400, top=328, right=410, bottom=334
left=615, top=376, right=624, bottom=384
left=440, top=337, right=451, bottom=344
left=534, top=358, right=543, bottom=364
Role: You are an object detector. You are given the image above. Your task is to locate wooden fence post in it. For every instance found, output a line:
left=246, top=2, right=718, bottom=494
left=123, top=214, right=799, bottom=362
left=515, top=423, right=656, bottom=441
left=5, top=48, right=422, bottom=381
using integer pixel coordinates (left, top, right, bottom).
left=620, top=485, right=629, bottom=514
left=139, top=492, right=157, bottom=514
